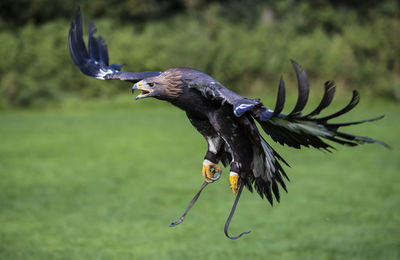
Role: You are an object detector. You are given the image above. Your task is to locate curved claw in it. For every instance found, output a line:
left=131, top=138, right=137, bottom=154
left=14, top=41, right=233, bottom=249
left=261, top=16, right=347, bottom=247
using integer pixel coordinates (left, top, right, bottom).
left=202, top=162, right=222, bottom=183
left=209, top=169, right=221, bottom=181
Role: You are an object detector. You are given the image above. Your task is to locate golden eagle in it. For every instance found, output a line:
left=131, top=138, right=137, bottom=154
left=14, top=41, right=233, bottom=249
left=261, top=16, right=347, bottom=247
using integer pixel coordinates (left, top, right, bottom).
left=68, top=9, right=388, bottom=239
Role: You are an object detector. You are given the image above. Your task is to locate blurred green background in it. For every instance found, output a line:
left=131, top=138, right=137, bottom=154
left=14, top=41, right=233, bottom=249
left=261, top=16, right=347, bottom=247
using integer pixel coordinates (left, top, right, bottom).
left=0, top=0, right=399, bottom=259
left=0, top=0, right=400, bottom=107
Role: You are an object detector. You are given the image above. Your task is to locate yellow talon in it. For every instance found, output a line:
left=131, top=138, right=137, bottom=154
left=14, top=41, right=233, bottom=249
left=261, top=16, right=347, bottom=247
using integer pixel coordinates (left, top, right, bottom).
left=229, top=172, right=239, bottom=194
left=202, top=160, right=221, bottom=183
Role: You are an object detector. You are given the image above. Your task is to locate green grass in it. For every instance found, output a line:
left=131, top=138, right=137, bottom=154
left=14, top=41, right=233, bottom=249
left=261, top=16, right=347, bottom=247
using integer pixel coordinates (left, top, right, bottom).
left=0, top=96, right=399, bottom=260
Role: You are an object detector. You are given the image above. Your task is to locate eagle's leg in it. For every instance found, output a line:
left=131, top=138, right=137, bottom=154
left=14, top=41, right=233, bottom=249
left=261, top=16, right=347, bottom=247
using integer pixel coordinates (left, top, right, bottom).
left=202, top=160, right=221, bottom=183
left=171, top=112, right=224, bottom=227
left=229, top=172, right=239, bottom=194
left=229, top=161, right=242, bottom=194
left=209, top=109, right=254, bottom=195
left=186, top=112, right=225, bottom=183
left=201, top=135, right=224, bottom=182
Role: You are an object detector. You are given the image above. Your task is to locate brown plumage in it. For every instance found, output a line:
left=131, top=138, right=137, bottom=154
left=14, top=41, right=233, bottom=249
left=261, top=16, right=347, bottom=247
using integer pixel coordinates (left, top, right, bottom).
left=154, top=68, right=184, bottom=98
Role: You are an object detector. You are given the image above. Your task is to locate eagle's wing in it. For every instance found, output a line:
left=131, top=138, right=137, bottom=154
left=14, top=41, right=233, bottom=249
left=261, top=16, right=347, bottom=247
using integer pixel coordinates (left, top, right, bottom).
left=68, top=8, right=161, bottom=83
left=186, top=74, right=261, bottom=117
left=251, top=60, right=389, bottom=150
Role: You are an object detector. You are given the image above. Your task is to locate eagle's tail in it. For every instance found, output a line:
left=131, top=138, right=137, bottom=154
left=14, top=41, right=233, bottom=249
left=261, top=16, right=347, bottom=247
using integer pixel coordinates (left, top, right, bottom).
left=239, top=117, right=290, bottom=206
left=252, top=60, right=389, bottom=151
left=253, top=135, right=290, bottom=205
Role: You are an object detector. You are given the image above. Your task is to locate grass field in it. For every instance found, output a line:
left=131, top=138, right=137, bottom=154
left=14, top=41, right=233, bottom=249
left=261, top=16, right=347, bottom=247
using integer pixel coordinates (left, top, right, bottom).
left=1, top=95, right=399, bottom=259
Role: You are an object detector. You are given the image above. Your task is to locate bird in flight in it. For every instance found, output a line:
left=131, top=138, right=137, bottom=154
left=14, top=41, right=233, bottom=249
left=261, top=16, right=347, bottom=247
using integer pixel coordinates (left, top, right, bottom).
left=68, top=8, right=388, bottom=239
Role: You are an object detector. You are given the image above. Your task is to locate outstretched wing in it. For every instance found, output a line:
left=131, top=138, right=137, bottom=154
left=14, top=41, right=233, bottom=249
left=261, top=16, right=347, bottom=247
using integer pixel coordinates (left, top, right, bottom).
left=185, top=70, right=260, bottom=116
left=252, top=60, right=389, bottom=151
left=68, top=8, right=161, bottom=83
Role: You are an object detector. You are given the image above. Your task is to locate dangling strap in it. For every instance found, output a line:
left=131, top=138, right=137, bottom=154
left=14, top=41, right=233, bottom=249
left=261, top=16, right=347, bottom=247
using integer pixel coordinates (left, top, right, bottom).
left=169, top=181, right=209, bottom=227
left=170, top=168, right=221, bottom=227
left=224, top=183, right=251, bottom=239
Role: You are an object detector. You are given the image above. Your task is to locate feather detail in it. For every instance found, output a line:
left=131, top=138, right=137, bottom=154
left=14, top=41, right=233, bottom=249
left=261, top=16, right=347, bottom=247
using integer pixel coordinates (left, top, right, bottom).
left=160, top=68, right=184, bottom=98
left=304, top=81, right=336, bottom=118
left=68, top=8, right=161, bottom=82
left=288, top=60, right=309, bottom=117
left=251, top=60, right=388, bottom=150
left=272, top=76, right=286, bottom=117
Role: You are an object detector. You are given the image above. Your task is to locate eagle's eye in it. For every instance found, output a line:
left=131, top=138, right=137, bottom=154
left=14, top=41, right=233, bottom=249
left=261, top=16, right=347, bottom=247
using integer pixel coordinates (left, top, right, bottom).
left=148, top=82, right=154, bottom=88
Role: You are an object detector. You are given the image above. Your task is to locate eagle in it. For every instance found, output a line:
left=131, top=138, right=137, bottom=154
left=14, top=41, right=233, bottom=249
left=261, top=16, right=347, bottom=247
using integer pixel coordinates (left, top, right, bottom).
left=68, top=9, right=388, bottom=239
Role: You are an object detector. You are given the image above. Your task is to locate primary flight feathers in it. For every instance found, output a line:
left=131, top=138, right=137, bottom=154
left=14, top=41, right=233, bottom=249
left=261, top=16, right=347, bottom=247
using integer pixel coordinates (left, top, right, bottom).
left=68, top=8, right=161, bottom=82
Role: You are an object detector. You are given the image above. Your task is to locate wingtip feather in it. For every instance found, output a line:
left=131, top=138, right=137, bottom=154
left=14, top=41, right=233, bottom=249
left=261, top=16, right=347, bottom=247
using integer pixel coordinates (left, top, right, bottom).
left=272, top=76, right=286, bottom=117
left=288, top=59, right=310, bottom=117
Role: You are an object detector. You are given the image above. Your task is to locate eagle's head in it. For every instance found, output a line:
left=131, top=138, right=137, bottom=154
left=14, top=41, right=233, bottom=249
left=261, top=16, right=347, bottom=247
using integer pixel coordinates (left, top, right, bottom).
left=132, top=68, right=184, bottom=101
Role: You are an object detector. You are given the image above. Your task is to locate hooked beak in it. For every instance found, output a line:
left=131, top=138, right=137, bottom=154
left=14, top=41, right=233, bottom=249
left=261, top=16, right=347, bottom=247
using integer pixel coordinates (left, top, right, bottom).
left=132, top=81, right=152, bottom=100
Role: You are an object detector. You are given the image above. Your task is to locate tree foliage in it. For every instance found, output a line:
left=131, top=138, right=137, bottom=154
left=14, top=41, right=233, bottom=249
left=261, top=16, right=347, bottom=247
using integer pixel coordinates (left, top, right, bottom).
left=0, top=0, right=399, bottom=107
